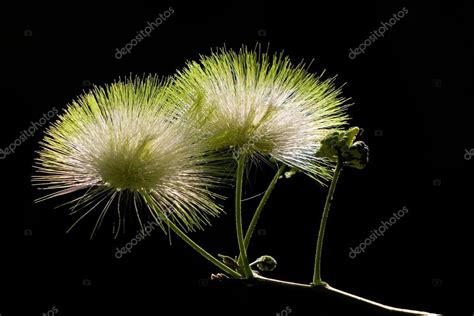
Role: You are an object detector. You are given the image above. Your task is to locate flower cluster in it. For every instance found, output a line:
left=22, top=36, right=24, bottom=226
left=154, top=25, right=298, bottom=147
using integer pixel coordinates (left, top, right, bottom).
left=33, top=47, right=351, bottom=235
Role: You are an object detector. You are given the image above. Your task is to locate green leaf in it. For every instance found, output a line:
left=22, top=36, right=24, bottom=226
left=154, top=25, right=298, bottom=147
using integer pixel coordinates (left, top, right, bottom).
left=218, top=254, right=239, bottom=270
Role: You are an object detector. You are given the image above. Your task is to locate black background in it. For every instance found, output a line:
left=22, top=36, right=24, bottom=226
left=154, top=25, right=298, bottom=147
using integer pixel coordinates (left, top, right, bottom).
left=2, top=0, right=473, bottom=315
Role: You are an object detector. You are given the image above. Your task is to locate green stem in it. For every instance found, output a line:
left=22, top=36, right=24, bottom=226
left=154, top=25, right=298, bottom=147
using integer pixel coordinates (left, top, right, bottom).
left=249, top=258, right=260, bottom=268
left=237, top=164, right=286, bottom=265
left=244, top=164, right=286, bottom=250
left=141, top=191, right=241, bottom=279
left=312, top=158, right=343, bottom=286
left=248, top=276, right=436, bottom=315
left=235, top=154, right=253, bottom=278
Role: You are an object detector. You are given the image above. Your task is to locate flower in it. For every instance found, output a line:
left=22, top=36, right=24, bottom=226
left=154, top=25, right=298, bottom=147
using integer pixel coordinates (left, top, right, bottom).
left=32, top=76, right=226, bottom=237
left=168, top=46, right=350, bottom=181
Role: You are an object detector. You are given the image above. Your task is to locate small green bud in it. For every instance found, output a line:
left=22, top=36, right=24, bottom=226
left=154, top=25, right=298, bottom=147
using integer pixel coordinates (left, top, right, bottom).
left=254, top=255, right=277, bottom=272
left=316, top=127, right=369, bottom=169
left=342, top=141, right=369, bottom=170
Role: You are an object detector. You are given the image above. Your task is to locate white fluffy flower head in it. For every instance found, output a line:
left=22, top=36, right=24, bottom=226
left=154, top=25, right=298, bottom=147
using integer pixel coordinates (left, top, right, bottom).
left=169, top=47, right=350, bottom=181
left=33, top=76, right=225, bottom=236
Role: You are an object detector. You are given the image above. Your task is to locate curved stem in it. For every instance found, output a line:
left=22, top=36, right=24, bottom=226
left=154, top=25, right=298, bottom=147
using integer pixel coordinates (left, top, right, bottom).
left=141, top=191, right=241, bottom=279
left=322, top=285, right=436, bottom=315
left=236, top=163, right=286, bottom=265
left=312, top=158, right=343, bottom=286
left=235, top=154, right=253, bottom=278
left=237, top=164, right=285, bottom=265
left=248, top=276, right=436, bottom=315
left=243, top=164, right=286, bottom=251
left=254, top=274, right=312, bottom=289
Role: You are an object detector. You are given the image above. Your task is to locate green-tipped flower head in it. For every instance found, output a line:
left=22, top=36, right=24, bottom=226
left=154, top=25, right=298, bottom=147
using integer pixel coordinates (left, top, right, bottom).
left=33, top=76, right=225, bottom=236
left=169, top=46, right=350, bottom=182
